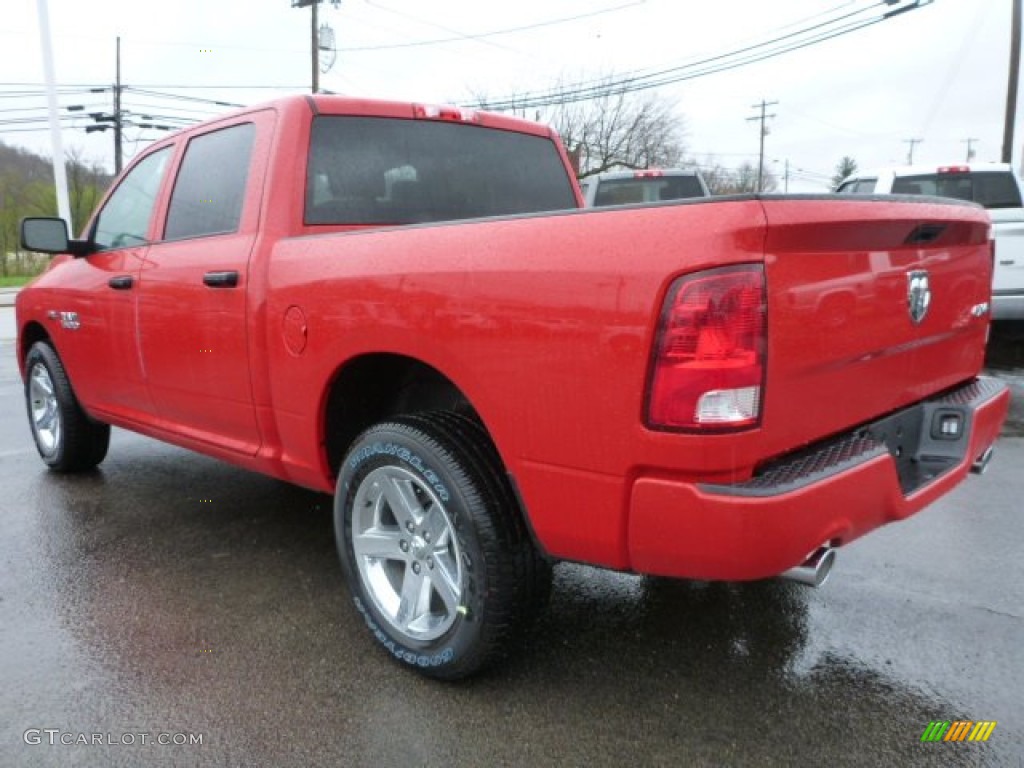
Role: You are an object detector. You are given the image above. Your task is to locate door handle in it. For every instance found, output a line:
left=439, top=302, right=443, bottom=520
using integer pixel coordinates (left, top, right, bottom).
left=108, top=275, right=134, bottom=290
left=203, top=270, right=239, bottom=288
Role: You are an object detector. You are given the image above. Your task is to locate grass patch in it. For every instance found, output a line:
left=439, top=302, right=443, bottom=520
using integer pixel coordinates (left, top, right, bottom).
left=0, top=275, right=35, bottom=288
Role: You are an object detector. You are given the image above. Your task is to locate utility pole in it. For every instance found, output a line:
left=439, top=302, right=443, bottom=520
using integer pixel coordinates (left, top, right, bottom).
left=311, top=0, right=319, bottom=93
left=747, top=99, right=777, bottom=193
left=963, top=138, right=979, bottom=162
left=114, top=36, right=123, bottom=174
left=1003, top=0, right=1021, bottom=163
left=292, top=0, right=324, bottom=93
left=904, top=138, right=923, bottom=164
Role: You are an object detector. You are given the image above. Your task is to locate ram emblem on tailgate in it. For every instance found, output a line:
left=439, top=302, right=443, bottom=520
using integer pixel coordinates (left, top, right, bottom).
left=907, top=270, right=931, bottom=324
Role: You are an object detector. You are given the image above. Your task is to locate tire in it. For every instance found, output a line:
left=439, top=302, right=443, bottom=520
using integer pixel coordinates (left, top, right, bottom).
left=24, top=341, right=110, bottom=472
left=335, top=412, right=550, bottom=680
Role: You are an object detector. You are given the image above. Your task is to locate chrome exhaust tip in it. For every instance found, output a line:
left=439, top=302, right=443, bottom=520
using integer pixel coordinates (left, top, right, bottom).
left=971, top=445, right=994, bottom=475
left=780, top=546, right=836, bottom=588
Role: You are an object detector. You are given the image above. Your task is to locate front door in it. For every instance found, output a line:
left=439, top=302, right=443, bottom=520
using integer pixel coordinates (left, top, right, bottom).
left=58, top=147, right=173, bottom=421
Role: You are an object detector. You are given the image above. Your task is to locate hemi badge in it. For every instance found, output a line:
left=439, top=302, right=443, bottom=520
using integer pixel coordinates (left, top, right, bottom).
left=49, top=310, right=81, bottom=330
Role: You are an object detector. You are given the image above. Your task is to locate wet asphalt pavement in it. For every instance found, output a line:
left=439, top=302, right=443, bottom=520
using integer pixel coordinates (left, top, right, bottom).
left=1, top=316, right=1022, bottom=767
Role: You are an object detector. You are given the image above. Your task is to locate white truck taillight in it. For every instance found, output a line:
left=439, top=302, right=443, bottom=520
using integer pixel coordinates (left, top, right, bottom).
left=646, top=264, right=766, bottom=431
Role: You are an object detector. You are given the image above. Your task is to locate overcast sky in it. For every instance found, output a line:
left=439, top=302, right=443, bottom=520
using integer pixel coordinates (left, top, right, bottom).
left=2, top=0, right=1020, bottom=191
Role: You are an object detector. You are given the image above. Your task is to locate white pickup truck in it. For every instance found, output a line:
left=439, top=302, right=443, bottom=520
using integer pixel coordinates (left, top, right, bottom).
left=579, top=168, right=710, bottom=207
left=837, top=163, right=1024, bottom=320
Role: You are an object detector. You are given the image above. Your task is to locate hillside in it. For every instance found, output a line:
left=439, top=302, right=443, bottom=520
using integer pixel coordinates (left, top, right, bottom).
left=0, top=141, right=111, bottom=272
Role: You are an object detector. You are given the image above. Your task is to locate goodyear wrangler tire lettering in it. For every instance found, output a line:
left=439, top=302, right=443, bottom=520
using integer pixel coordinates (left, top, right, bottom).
left=335, top=412, right=550, bottom=680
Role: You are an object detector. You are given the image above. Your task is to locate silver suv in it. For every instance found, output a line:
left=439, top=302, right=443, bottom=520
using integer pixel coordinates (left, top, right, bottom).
left=837, top=163, right=1024, bottom=320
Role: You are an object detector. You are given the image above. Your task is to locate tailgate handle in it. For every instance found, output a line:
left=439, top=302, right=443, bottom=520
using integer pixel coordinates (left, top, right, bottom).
left=203, top=270, right=239, bottom=288
left=904, top=223, right=947, bottom=245
left=108, top=275, right=133, bottom=290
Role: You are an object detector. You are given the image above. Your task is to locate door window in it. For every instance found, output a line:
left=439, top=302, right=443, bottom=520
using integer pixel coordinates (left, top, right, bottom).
left=93, top=148, right=171, bottom=250
left=165, top=123, right=256, bottom=240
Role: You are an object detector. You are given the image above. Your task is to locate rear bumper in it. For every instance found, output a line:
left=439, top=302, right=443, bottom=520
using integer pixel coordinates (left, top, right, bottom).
left=627, top=376, right=1010, bottom=581
left=992, top=290, right=1024, bottom=320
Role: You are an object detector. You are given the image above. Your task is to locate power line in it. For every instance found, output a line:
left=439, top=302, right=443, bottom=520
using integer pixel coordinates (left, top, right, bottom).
left=475, top=1, right=892, bottom=108
left=125, top=87, right=245, bottom=108
left=466, top=0, right=933, bottom=111
left=350, top=0, right=645, bottom=52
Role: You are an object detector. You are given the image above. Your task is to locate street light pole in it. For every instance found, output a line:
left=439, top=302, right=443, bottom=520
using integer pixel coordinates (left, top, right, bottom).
left=34, top=0, right=72, bottom=229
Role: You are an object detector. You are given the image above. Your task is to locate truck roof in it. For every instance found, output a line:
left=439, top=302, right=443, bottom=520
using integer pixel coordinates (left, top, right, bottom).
left=148, top=93, right=558, bottom=145
left=844, top=162, right=1017, bottom=181
left=585, top=168, right=704, bottom=181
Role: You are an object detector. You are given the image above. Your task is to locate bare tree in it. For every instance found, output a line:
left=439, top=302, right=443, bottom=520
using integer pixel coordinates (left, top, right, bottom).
left=475, top=76, right=688, bottom=179
left=830, top=156, right=858, bottom=191
left=64, top=146, right=110, bottom=236
left=700, top=158, right=779, bottom=195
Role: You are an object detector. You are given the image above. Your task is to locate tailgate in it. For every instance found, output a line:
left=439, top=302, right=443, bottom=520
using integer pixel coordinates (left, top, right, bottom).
left=991, top=209, right=1024, bottom=293
left=760, top=197, right=992, bottom=453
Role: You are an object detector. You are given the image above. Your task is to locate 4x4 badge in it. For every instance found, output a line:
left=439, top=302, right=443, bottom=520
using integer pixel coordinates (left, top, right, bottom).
left=907, top=270, right=931, bottom=324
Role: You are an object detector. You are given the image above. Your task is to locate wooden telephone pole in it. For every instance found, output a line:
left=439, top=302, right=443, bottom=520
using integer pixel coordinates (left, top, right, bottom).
left=292, top=0, right=322, bottom=93
left=747, top=99, right=777, bottom=194
left=1004, top=0, right=1022, bottom=163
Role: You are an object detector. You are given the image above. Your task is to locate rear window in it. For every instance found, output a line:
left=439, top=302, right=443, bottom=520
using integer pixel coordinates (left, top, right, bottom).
left=891, top=171, right=1023, bottom=209
left=836, top=178, right=878, bottom=195
left=592, top=176, right=706, bottom=206
left=306, top=116, right=577, bottom=225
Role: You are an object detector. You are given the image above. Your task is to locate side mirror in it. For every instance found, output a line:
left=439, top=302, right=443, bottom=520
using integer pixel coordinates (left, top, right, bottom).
left=20, top=217, right=90, bottom=256
left=21, top=217, right=69, bottom=253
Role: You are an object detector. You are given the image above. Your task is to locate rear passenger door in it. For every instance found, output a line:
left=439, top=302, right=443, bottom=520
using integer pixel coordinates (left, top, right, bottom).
left=137, top=111, right=274, bottom=455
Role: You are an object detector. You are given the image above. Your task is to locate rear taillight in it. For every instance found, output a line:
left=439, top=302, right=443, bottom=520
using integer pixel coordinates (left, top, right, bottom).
left=634, top=170, right=665, bottom=178
left=938, top=165, right=970, bottom=174
left=646, top=264, right=766, bottom=431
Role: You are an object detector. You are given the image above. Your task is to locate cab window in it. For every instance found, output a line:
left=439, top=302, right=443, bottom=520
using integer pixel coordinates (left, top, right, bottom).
left=891, top=172, right=1023, bottom=209
left=164, top=123, right=256, bottom=240
left=836, top=178, right=877, bottom=195
left=93, top=148, right=171, bottom=250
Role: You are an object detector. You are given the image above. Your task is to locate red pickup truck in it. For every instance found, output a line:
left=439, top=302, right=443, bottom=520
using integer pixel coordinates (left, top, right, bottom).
left=17, top=95, right=1009, bottom=679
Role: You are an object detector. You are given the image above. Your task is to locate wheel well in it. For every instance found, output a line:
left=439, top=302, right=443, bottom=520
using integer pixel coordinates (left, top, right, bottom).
left=324, top=354, right=480, bottom=478
left=19, top=322, right=50, bottom=365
